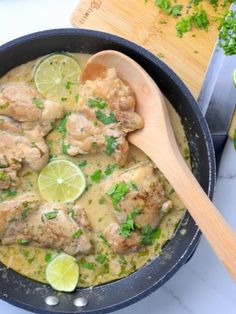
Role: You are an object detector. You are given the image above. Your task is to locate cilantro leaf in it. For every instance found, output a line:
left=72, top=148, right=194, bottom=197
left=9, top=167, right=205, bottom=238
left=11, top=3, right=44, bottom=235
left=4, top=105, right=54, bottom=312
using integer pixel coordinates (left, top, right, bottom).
left=104, top=164, right=117, bottom=176
left=72, top=229, right=83, bottom=238
left=96, top=254, right=106, bottom=264
left=95, top=110, right=117, bottom=125
left=32, top=98, right=44, bottom=109
left=104, top=136, right=118, bottom=156
left=78, top=160, right=87, bottom=168
left=119, top=208, right=141, bottom=238
left=176, top=16, right=192, bottom=37
left=172, top=4, right=183, bottom=17
left=155, top=0, right=172, bottom=14
left=107, top=182, right=129, bottom=211
left=58, top=112, right=71, bottom=133
left=140, top=225, right=161, bottom=245
left=87, top=97, right=108, bottom=109
left=91, top=169, right=103, bottom=183
left=192, top=10, right=209, bottom=30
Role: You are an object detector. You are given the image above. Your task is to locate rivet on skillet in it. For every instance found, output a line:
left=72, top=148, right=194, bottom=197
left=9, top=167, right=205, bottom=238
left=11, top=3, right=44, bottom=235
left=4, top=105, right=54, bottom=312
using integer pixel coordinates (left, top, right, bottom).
left=74, top=296, right=88, bottom=307
left=45, top=296, right=59, bottom=306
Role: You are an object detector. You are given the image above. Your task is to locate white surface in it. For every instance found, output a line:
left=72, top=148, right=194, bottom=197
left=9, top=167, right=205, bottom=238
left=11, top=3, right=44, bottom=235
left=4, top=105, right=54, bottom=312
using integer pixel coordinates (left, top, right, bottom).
left=0, top=1, right=236, bottom=313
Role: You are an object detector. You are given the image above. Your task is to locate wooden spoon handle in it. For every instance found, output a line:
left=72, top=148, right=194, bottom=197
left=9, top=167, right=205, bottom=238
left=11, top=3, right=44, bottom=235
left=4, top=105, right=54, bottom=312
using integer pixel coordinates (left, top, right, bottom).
left=150, top=146, right=236, bottom=281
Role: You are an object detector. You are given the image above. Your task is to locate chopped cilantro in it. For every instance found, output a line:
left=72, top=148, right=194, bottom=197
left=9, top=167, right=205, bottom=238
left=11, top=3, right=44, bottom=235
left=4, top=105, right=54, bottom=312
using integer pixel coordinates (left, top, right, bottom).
left=43, top=210, right=58, bottom=220
left=155, top=0, right=172, bottom=14
left=75, top=94, right=80, bottom=102
left=58, top=112, right=71, bottom=133
left=65, top=81, right=74, bottom=89
left=99, top=234, right=109, bottom=245
left=21, top=203, right=31, bottom=220
left=61, top=141, right=70, bottom=154
left=176, top=16, right=192, bottom=37
left=96, top=254, right=106, bottom=264
left=2, top=188, right=17, bottom=198
left=140, top=225, right=161, bottom=245
left=104, top=136, right=118, bottom=156
left=32, top=98, right=44, bottom=109
left=90, top=169, right=103, bottom=183
left=44, top=252, right=52, bottom=263
left=104, top=163, right=117, bottom=176
left=107, top=182, right=129, bottom=211
left=119, top=208, right=141, bottom=238
left=218, top=10, right=236, bottom=56
left=95, top=110, right=117, bottom=125
left=80, top=258, right=94, bottom=270
left=67, top=207, right=77, bottom=220
left=61, top=97, right=67, bottom=101
left=72, top=229, right=83, bottom=238
left=17, top=239, right=30, bottom=245
left=192, top=10, right=209, bottom=30
left=172, top=4, right=183, bottom=17
left=78, top=160, right=87, bottom=168
left=87, top=97, right=108, bottom=109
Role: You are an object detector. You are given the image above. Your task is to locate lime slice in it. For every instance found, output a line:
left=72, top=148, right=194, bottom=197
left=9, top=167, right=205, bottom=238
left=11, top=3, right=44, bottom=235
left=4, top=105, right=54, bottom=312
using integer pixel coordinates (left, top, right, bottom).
left=233, top=69, right=236, bottom=87
left=38, top=160, right=86, bottom=203
left=34, top=53, right=81, bottom=101
left=46, top=253, right=79, bottom=292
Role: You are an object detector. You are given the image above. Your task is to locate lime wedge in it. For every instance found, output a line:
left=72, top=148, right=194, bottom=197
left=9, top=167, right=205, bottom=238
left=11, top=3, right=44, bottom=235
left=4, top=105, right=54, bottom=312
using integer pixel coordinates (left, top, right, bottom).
left=233, top=69, right=236, bottom=87
left=34, top=53, right=81, bottom=102
left=46, top=253, right=79, bottom=292
left=38, top=160, right=86, bottom=203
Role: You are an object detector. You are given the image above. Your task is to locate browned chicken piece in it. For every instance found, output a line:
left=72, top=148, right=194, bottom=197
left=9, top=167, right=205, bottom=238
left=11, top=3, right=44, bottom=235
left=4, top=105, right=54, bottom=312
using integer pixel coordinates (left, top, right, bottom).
left=0, top=83, right=64, bottom=122
left=103, top=162, right=171, bottom=253
left=0, top=193, right=92, bottom=255
left=0, top=115, right=49, bottom=190
left=64, top=68, right=143, bottom=164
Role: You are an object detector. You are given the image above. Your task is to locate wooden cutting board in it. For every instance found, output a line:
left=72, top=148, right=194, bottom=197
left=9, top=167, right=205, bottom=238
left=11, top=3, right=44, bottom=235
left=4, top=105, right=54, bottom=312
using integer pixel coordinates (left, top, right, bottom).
left=71, top=0, right=228, bottom=97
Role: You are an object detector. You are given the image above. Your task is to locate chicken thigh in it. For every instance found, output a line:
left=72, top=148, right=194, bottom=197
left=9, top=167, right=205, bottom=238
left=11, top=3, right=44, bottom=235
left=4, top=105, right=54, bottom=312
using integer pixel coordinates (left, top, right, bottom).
left=0, top=193, right=92, bottom=255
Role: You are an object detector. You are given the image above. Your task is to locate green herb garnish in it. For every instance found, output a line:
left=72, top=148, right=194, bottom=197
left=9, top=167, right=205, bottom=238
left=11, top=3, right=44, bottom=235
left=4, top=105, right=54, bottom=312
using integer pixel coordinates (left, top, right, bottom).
left=218, top=10, right=236, bottom=56
left=104, top=164, right=117, bottom=176
left=91, top=169, right=103, bottom=183
left=43, top=210, right=58, bottom=220
left=78, top=160, right=87, bottom=168
left=95, top=110, right=117, bottom=125
left=192, top=10, right=209, bottom=30
left=72, top=229, right=83, bottom=238
left=80, top=259, right=94, bottom=270
left=67, top=208, right=77, bottom=221
left=98, top=196, right=106, bottom=205
left=104, top=136, right=118, bottom=156
left=140, top=224, right=161, bottom=245
left=17, top=239, right=30, bottom=245
left=65, top=81, right=74, bottom=89
left=32, top=98, right=44, bottom=109
left=155, top=0, right=172, bottom=14
left=107, top=182, right=129, bottom=211
left=44, top=252, right=52, bottom=263
left=87, top=97, right=108, bottom=109
left=172, top=4, right=183, bottom=17
left=0, top=171, right=8, bottom=181
left=58, top=112, right=71, bottom=133
left=119, top=208, right=141, bottom=238
left=96, top=254, right=107, bottom=264
left=176, top=16, right=192, bottom=37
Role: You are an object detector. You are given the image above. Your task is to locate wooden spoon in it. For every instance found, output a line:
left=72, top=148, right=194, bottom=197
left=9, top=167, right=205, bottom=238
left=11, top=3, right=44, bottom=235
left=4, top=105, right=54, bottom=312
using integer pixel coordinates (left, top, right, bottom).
left=82, top=50, right=236, bottom=281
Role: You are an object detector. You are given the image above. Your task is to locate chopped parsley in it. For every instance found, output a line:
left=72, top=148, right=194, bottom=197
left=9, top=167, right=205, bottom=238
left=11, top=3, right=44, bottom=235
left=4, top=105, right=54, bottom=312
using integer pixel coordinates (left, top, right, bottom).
left=104, top=136, right=118, bottom=156
left=140, top=225, right=161, bottom=245
left=119, top=208, right=141, bottom=238
left=95, top=110, right=117, bottom=125
left=87, top=97, right=108, bottom=109
left=32, top=98, right=44, bottom=109
left=78, top=160, right=87, bottom=168
left=96, top=254, right=106, bottom=264
left=104, top=163, right=117, bottom=176
left=107, top=182, right=129, bottom=211
left=80, top=258, right=94, bottom=270
left=90, top=169, right=103, bottom=183
left=44, top=252, right=52, bottom=263
left=72, top=229, right=83, bottom=238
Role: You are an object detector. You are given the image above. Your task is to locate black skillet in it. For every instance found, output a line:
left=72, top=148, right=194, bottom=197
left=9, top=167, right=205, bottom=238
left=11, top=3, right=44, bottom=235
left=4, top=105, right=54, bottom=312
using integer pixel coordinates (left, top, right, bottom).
left=0, top=29, right=216, bottom=314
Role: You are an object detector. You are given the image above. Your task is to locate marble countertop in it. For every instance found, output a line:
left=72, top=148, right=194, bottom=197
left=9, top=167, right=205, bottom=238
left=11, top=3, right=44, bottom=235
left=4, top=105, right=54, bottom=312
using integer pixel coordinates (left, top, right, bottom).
left=0, top=0, right=235, bottom=313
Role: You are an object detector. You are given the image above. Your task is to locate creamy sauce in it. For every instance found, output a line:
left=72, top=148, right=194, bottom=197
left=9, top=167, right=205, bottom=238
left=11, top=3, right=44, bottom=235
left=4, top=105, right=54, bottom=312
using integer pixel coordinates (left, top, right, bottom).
left=0, top=54, right=189, bottom=287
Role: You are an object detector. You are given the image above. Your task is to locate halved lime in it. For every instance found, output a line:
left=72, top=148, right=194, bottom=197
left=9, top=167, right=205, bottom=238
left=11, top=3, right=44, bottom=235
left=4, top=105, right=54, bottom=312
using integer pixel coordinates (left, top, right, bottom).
left=46, top=253, right=79, bottom=292
left=233, top=69, right=236, bottom=87
left=38, top=160, right=86, bottom=203
left=34, top=53, right=81, bottom=101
